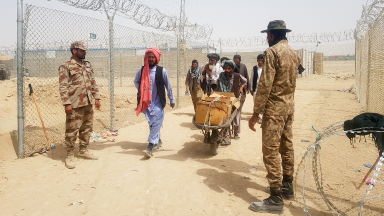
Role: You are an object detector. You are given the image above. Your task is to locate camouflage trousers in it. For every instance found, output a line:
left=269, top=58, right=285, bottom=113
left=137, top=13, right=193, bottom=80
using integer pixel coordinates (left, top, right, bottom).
left=65, top=105, right=94, bottom=150
left=261, top=114, right=294, bottom=189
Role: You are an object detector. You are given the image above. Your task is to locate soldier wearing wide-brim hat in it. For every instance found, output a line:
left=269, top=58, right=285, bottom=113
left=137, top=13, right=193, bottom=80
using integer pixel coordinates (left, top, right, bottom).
left=248, top=20, right=301, bottom=214
left=260, top=20, right=292, bottom=33
left=59, top=41, right=101, bottom=169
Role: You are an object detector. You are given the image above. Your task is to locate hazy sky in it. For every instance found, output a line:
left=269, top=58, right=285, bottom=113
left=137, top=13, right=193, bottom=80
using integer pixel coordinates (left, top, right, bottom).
left=0, top=0, right=366, bottom=46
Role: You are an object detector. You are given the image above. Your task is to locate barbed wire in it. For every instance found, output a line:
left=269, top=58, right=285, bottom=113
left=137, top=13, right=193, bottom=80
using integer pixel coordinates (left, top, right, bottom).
left=289, top=30, right=355, bottom=43
left=356, top=0, right=384, bottom=39
left=0, top=45, right=16, bottom=50
left=57, top=0, right=213, bottom=40
left=180, top=23, right=213, bottom=41
left=56, top=0, right=104, bottom=10
left=111, top=0, right=178, bottom=31
left=212, top=30, right=355, bottom=47
left=0, top=45, right=17, bottom=59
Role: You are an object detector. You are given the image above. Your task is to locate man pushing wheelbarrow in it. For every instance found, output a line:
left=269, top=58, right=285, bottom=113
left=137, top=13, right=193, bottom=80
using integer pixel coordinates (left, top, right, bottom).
left=193, top=60, right=246, bottom=155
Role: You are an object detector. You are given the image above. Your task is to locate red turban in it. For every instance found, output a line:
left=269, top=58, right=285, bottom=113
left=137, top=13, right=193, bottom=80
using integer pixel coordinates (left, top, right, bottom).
left=135, top=47, right=162, bottom=116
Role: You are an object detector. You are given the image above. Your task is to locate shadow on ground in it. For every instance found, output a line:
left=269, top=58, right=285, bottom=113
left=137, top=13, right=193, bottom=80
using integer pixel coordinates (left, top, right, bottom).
left=173, top=112, right=195, bottom=117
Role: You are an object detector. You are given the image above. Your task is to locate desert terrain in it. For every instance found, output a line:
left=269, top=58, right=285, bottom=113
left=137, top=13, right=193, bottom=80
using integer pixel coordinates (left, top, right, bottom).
left=1, top=62, right=376, bottom=215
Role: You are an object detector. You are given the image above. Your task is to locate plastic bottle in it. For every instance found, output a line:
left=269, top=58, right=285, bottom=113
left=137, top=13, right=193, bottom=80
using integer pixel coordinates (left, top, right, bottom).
left=186, top=92, right=189, bottom=99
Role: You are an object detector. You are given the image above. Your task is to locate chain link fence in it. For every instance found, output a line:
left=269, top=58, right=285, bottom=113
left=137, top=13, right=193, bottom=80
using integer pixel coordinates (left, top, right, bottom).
left=0, top=4, right=358, bottom=157
left=3, top=3, right=383, bottom=215
left=0, top=4, right=358, bottom=158
left=355, top=12, right=384, bottom=115
left=16, top=5, right=210, bottom=157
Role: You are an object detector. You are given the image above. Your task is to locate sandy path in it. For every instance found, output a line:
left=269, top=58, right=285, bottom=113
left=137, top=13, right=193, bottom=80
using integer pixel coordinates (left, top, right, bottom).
left=0, top=80, right=363, bottom=216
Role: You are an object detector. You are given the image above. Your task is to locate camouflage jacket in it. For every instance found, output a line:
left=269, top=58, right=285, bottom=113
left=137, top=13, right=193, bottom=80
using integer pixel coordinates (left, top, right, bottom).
left=59, top=58, right=101, bottom=108
left=254, top=40, right=300, bottom=116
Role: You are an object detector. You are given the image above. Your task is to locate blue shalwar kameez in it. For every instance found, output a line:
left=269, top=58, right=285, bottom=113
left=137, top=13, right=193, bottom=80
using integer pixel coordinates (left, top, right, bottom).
left=134, top=66, right=175, bottom=145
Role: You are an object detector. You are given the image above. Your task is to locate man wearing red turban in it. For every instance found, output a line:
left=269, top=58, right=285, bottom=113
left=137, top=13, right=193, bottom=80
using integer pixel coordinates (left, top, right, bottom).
left=134, top=47, right=175, bottom=158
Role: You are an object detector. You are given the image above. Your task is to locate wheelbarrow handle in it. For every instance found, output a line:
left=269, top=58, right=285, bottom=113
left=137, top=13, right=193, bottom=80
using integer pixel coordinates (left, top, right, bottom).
left=28, top=83, right=34, bottom=96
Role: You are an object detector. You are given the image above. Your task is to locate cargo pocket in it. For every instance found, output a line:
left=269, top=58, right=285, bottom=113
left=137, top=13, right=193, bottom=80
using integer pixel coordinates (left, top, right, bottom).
left=262, top=115, right=283, bottom=131
left=69, top=70, right=83, bottom=85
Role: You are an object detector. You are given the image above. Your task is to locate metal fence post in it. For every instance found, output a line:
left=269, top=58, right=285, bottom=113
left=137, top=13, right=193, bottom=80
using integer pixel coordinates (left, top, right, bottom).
left=313, top=51, right=316, bottom=74
left=366, top=24, right=372, bottom=111
left=108, top=16, right=115, bottom=130
left=219, top=38, right=222, bottom=55
left=17, top=0, right=24, bottom=158
left=359, top=38, right=364, bottom=102
left=176, top=35, right=180, bottom=109
left=355, top=38, right=359, bottom=101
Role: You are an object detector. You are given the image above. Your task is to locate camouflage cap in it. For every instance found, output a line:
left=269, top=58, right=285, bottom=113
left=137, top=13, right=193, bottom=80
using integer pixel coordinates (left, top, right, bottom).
left=70, top=41, right=89, bottom=51
left=261, top=20, right=292, bottom=33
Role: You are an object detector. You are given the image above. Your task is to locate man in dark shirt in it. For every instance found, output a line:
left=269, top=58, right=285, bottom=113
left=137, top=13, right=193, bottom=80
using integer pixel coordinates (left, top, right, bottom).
left=250, top=54, right=264, bottom=96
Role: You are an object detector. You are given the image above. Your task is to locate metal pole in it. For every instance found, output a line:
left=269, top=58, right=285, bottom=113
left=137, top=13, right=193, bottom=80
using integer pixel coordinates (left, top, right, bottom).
left=176, top=35, right=180, bottom=109
left=219, top=38, right=222, bottom=55
left=108, top=16, right=115, bottom=130
left=17, top=0, right=24, bottom=158
left=359, top=38, right=363, bottom=101
left=313, top=51, right=316, bottom=74
left=176, top=0, right=185, bottom=109
left=366, top=24, right=372, bottom=111
left=355, top=38, right=358, bottom=99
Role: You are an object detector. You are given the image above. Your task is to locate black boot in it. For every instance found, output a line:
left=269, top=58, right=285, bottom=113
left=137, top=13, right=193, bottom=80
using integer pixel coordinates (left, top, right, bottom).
left=249, top=188, right=284, bottom=214
left=281, top=175, right=294, bottom=200
left=266, top=175, right=294, bottom=200
left=142, top=143, right=154, bottom=158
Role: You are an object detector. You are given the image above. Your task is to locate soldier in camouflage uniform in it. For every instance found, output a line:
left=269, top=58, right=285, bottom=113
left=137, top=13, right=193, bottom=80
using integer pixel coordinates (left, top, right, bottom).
left=59, top=41, right=101, bottom=169
left=248, top=20, right=301, bottom=214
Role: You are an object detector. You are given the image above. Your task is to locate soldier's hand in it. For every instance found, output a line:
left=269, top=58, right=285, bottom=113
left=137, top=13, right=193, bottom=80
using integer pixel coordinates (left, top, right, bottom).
left=250, top=91, right=254, bottom=96
left=249, top=113, right=259, bottom=132
left=247, top=89, right=250, bottom=94
left=95, top=99, right=101, bottom=110
left=65, top=104, right=73, bottom=115
left=170, top=103, right=175, bottom=108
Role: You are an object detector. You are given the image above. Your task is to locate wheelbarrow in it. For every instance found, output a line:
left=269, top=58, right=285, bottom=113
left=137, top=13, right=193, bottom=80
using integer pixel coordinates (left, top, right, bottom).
left=192, top=108, right=238, bottom=155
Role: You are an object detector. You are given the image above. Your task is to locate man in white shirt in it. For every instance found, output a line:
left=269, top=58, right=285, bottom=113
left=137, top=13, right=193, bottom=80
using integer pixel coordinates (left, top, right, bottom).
left=201, top=53, right=223, bottom=96
left=249, top=54, right=264, bottom=123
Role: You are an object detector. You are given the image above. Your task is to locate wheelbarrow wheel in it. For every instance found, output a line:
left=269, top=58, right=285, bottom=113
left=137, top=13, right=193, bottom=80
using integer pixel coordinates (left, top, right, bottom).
left=210, top=141, right=220, bottom=155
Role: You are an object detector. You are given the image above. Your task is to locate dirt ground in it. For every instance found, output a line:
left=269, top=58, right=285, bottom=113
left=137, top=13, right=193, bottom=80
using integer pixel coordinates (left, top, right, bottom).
left=0, top=71, right=366, bottom=215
